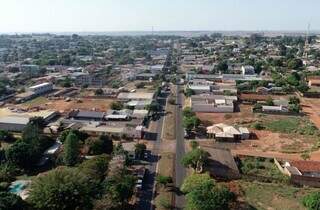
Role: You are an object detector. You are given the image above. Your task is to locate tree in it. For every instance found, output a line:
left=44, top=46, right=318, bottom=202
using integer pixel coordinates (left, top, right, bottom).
left=181, top=148, right=210, bottom=173
left=185, top=88, right=195, bottom=97
left=78, top=154, right=111, bottom=180
left=134, top=143, right=147, bottom=159
left=289, top=96, right=300, bottom=105
left=287, top=58, right=303, bottom=69
left=181, top=173, right=212, bottom=193
left=63, top=131, right=80, bottom=166
left=146, top=102, right=161, bottom=115
left=183, top=107, right=195, bottom=118
left=156, top=175, right=172, bottom=188
left=5, top=141, right=35, bottom=169
left=216, top=60, right=228, bottom=73
left=189, top=141, right=199, bottom=150
left=0, top=130, right=15, bottom=142
left=95, top=88, right=104, bottom=95
left=110, top=101, right=123, bottom=110
left=87, top=135, right=113, bottom=155
left=183, top=116, right=201, bottom=131
left=0, top=192, right=26, bottom=210
left=28, top=167, right=95, bottom=210
left=266, top=97, right=274, bottom=106
left=302, top=192, right=320, bottom=210
left=185, top=178, right=233, bottom=210
left=104, top=174, right=136, bottom=205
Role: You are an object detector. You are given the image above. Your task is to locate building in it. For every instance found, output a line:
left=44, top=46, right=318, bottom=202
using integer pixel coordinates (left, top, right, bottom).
left=206, top=123, right=250, bottom=141
left=191, top=95, right=237, bottom=113
left=135, top=73, right=158, bottom=81
left=21, top=64, right=40, bottom=77
left=117, top=92, right=155, bottom=101
left=72, top=72, right=106, bottom=87
left=68, top=110, right=105, bottom=121
left=188, top=85, right=211, bottom=94
left=105, top=109, right=132, bottom=121
left=241, top=65, right=255, bottom=75
left=0, top=116, right=30, bottom=132
left=205, top=148, right=240, bottom=179
left=262, top=105, right=289, bottom=113
left=275, top=159, right=320, bottom=187
left=29, top=82, right=53, bottom=95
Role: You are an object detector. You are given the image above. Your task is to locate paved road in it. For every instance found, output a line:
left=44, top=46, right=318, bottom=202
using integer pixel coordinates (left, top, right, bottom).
left=175, top=84, right=186, bottom=209
left=137, top=92, right=168, bottom=210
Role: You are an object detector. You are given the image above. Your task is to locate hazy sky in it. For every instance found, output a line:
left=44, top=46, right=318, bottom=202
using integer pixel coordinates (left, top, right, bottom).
left=0, top=0, right=320, bottom=32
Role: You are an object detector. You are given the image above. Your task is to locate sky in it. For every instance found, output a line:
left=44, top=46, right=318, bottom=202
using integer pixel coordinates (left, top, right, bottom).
left=0, top=0, right=320, bottom=33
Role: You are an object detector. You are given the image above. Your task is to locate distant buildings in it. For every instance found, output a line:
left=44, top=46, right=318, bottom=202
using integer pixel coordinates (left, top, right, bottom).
left=29, top=82, right=53, bottom=95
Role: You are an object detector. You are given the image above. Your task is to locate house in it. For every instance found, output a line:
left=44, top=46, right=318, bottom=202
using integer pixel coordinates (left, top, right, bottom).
left=188, top=85, right=211, bottom=94
left=135, top=73, right=157, bottom=81
left=262, top=105, right=289, bottom=113
left=206, top=123, right=250, bottom=141
left=117, top=92, right=155, bottom=101
left=68, top=110, right=105, bottom=121
left=105, top=109, right=132, bottom=121
left=275, top=159, right=320, bottom=187
left=241, top=65, right=255, bottom=75
left=126, top=100, right=152, bottom=110
left=191, top=95, right=237, bottom=113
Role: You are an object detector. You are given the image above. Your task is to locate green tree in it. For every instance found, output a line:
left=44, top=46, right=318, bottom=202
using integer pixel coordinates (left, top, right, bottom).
left=87, top=135, right=113, bottom=155
left=78, top=154, right=111, bottom=180
left=189, top=141, right=199, bottom=150
left=28, top=167, right=95, bottom=210
left=63, top=131, right=80, bottom=166
left=266, top=97, right=274, bottom=106
left=104, top=174, right=136, bottom=206
left=5, top=141, right=35, bottom=169
left=216, top=60, right=228, bottom=73
left=181, top=173, right=212, bottom=193
left=95, top=88, right=104, bottom=95
left=181, top=148, right=210, bottom=173
left=183, top=116, right=201, bottom=131
left=185, top=178, right=233, bottom=210
left=0, top=130, right=15, bottom=142
left=110, top=101, right=123, bottom=110
left=156, top=175, right=172, bottom=188
left=185, top=88, right=195, bottom=97
left=0, top=192, right=26, bottom=210
left=183, top=107, right=195, bottom=118
left=302, top=192, right=320, bottom=210
left=146, top=102, right=161, bottom=115
left=134, top=143, right=147, bottom=159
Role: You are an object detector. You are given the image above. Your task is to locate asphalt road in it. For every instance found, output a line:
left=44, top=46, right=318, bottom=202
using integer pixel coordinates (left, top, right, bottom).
left=137, top=92, right=168, bottom=210
left=175, top=84, right=186, bottom=209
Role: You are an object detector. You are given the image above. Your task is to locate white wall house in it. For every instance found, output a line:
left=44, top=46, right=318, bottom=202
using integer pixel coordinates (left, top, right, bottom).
left=29, top=82, right=53, bottom=95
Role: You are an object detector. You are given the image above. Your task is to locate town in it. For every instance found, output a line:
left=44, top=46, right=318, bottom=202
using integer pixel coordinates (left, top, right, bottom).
left=1, top=31, right=320, bottom=210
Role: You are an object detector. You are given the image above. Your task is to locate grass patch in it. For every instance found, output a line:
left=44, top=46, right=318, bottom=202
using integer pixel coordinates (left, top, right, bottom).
left=239, top=157, right=289, bottom=183
left=22, top=96, right=49, bottom=107
left=258, top=116, right=319, bottom=137
left=238, top=180, right=317, bottom=210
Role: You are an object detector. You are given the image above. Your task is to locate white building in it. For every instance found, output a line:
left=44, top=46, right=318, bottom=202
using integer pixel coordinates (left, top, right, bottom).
left=29, top=82, right=53, bottom=95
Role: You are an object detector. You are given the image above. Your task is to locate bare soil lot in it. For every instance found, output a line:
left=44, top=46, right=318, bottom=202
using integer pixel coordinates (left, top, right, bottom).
left=196, top=104, right=320, bottom=160
left=18, top=97, right=114, bottom=113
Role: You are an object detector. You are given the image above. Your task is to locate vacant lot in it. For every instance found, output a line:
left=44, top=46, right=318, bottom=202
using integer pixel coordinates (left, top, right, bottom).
left=19, top=98, right=114, bottom=113
left=197, top=105, right=320, bottom=158
left=301, top=97, right=320, bottom=129
left=234, top=180, right=316, bottom=210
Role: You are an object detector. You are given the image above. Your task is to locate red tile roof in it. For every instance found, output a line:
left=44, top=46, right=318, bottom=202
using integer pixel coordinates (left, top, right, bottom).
left=291, top=161, right=320, bottom=172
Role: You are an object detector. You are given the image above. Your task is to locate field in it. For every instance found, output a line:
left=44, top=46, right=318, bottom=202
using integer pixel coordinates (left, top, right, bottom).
left=196, top=104, right=320, bottom=160
left=18, top=97, right=114, bottom=113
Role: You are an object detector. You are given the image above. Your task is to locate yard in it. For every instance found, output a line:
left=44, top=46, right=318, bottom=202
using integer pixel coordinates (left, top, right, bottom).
left=233, top=180, right=317, bottom=210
